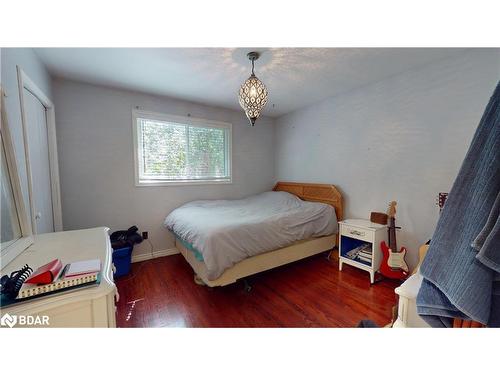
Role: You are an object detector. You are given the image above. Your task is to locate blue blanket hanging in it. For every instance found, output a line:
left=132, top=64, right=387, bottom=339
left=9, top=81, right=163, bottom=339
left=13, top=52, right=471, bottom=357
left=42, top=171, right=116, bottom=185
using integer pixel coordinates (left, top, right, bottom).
left=417, top=81, right=500, bottom=327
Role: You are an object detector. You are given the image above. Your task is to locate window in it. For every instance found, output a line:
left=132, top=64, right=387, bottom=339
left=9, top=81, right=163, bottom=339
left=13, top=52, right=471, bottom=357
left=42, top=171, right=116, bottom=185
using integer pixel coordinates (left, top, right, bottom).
left=133, top=111, right=232, bottom=186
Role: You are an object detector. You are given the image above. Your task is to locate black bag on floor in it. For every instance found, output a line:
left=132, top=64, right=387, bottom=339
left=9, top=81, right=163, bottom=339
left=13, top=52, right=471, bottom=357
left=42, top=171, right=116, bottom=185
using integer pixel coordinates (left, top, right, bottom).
left=110, top=226, right=143, bottom=250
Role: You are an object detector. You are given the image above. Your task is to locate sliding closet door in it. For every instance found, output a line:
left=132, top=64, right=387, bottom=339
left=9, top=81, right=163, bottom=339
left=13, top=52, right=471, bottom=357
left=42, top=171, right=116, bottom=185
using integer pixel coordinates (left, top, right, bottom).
left=24, top=89, right=54, bottom=234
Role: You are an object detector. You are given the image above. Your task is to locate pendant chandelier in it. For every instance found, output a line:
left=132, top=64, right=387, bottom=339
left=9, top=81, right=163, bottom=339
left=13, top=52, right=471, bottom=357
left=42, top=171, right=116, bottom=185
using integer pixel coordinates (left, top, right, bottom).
left=238, top=52, right=268, bottom=126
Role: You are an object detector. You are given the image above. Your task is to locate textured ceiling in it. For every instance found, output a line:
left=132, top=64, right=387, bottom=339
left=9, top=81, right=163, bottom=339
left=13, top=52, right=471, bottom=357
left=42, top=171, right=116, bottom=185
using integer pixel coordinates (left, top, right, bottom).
left=34, top=48, right=468, bottom=117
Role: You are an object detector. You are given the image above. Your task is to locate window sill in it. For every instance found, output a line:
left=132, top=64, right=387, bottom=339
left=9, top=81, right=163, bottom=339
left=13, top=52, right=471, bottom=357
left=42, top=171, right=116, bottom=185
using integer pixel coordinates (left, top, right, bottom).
left=136, top=179, right=232, bottom=187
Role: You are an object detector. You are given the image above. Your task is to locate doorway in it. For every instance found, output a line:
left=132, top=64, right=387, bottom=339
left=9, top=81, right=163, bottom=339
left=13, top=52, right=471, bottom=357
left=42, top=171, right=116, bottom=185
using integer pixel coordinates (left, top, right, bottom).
left=17, top=67, right=62, bottom=234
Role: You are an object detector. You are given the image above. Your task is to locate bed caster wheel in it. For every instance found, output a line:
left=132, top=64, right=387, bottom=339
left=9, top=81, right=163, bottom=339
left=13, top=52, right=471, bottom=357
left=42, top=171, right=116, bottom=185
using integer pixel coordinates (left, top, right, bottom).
left=194, top=274, right=206, bottom=286
left=243, top=280, right=252, bottom=293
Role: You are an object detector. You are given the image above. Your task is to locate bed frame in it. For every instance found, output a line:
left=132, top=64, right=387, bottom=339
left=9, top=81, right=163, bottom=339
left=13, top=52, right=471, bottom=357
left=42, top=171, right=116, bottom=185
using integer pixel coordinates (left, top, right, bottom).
left=175, top=182, right=344, bottom=287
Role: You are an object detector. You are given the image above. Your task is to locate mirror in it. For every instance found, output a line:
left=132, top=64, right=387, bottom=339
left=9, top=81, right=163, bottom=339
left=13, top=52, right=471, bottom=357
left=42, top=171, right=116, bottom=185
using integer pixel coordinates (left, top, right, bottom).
left=1, top=132, right=22, bottom=244
left=0, top=87, right=33, bottom=266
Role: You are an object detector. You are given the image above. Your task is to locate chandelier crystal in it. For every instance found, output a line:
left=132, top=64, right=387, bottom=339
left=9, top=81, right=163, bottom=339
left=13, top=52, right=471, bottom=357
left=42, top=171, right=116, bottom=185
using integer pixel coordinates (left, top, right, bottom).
left=238, top=52, right=268, bottom=126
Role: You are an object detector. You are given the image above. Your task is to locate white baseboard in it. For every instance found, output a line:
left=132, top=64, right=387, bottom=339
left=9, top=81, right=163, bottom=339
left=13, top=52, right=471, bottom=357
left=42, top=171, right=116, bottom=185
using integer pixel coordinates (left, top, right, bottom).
left=131, top=247, right=179, bottom=263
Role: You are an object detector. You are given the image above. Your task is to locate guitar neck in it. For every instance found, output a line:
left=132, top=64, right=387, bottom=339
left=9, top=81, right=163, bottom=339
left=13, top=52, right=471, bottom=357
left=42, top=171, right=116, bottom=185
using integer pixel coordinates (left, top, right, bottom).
left=388, top=217, right=397, bottom=251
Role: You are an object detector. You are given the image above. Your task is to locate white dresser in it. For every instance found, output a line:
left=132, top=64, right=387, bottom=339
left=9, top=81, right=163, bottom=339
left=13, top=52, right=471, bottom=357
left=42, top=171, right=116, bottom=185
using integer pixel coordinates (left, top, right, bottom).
left=392, top=272, right=430, bottom=327
left=0, top=227, right=117, bottom=328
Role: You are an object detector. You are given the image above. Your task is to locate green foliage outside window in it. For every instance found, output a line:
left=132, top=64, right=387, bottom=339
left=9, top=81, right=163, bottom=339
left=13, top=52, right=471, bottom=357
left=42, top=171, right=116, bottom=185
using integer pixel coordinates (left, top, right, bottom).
left=139, top=118, right=228, bottom=180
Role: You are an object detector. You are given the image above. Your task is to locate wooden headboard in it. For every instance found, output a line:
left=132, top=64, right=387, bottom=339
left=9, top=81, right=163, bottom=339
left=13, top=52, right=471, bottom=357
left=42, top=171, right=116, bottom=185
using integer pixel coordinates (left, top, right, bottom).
left=273, top=182, right=343, bottom=221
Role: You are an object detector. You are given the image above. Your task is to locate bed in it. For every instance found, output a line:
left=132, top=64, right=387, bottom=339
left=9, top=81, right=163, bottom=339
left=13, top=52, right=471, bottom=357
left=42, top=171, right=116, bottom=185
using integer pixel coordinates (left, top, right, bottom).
left=164, top=182, right=343, bottom=287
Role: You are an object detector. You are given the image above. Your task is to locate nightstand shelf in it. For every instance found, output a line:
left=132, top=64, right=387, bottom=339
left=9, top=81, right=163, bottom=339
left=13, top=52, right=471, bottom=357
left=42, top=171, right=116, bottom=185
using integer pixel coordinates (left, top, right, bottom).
left=338, top=219, right=387, bottom=283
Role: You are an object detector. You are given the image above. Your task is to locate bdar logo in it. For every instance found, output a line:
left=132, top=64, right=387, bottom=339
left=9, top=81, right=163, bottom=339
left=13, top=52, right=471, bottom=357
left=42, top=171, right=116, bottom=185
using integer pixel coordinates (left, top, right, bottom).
left=1, top=313, right=17, bottom=328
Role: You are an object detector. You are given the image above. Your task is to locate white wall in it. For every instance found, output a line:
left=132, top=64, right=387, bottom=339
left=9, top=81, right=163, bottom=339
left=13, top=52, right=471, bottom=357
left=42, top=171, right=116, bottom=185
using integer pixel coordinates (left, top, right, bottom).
left=1, top=48, right=53, bottom=221
left=53, top=79, right=276, bottom=258
left=275, top=49, right=500, bottom=270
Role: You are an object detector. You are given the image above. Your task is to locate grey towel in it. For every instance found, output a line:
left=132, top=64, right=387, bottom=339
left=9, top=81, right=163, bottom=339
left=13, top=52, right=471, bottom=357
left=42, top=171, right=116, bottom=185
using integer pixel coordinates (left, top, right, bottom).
left=416, top=81, right=500, bottom=327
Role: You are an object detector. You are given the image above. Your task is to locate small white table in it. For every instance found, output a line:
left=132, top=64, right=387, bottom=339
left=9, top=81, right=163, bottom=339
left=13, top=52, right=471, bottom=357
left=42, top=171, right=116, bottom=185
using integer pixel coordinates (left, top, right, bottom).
left=338, top=219, right=387, bottom=283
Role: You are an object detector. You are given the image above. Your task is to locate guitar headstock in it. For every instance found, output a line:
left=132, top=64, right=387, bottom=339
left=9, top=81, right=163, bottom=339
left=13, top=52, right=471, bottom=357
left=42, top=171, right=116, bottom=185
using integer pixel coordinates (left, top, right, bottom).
left=386, top=201, right=397, bottom=218
left=436, top=192, right=449, bottom=213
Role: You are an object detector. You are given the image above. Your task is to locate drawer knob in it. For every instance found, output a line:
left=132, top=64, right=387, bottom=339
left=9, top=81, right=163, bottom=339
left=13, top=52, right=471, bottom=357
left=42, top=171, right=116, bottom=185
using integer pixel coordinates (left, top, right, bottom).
left=350, top=230, right=364, bottom=236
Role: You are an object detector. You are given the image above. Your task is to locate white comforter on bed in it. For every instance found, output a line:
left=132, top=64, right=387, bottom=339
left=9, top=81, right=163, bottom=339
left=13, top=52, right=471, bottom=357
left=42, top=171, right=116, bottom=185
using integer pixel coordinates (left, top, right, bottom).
left=163, top=191, right=337, bottom=280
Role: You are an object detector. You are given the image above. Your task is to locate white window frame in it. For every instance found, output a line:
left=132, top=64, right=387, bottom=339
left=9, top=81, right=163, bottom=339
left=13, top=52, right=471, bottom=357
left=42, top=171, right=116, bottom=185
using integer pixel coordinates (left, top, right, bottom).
left=132, top=110, right=232, bottom=187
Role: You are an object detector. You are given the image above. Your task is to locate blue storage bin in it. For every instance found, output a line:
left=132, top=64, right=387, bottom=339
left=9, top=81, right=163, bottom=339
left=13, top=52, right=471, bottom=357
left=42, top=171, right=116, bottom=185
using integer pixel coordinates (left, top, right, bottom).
left=112, top=246, right=133, bottom=277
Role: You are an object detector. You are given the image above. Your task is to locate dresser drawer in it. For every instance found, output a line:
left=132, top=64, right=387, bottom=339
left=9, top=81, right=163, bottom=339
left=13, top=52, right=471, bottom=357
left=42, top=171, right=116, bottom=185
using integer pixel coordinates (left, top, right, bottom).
left=340, top=224, right=374, bottom=242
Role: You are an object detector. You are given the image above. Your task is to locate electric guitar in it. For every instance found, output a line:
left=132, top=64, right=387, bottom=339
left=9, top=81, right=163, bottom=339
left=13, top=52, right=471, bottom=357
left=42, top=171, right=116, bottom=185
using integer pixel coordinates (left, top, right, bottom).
left=379, top=201, right=409, bottom=280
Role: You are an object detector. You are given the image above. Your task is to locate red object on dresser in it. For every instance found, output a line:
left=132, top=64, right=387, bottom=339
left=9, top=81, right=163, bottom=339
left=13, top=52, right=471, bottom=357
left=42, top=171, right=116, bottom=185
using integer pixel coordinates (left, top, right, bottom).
left=25, top=259, right=63, bottom=284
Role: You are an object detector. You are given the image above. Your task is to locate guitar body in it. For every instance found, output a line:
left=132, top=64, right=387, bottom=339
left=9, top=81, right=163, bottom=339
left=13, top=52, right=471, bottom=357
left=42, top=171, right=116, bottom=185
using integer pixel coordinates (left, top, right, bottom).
left=380, top=241, right=409, bottom=280
left=387, top=247, right=408, bottom=271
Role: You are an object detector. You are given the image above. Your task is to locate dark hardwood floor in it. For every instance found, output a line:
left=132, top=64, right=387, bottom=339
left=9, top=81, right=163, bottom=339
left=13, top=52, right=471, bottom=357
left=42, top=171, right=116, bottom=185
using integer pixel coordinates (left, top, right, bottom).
left=115, top=251, right=400, bottom=327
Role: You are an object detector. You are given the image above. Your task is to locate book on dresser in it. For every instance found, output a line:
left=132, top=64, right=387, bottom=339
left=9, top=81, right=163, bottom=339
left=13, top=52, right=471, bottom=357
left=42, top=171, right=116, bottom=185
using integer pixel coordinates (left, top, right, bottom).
left=0, top=259, right=102, bottom=307
left=18, top=270, right=100, bottom=299
left=65, top=259, right=101, bottom=278
left=25, top=259, right=63, bottom=284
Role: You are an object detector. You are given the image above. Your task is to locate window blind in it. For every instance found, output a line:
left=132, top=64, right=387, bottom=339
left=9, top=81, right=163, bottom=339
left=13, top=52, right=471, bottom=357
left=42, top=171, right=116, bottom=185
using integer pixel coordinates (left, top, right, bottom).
left=137, top=117, right=230, bottom=182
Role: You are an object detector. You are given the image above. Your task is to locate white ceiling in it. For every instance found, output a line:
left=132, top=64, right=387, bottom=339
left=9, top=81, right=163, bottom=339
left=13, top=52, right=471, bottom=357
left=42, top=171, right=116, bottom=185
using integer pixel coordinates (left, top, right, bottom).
left=35, top=48, right=469, bottom=117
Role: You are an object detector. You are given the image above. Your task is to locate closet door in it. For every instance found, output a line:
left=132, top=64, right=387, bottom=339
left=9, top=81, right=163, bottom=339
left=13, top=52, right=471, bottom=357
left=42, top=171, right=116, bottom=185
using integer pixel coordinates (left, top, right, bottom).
left=24, top=89, right=54, bottom=234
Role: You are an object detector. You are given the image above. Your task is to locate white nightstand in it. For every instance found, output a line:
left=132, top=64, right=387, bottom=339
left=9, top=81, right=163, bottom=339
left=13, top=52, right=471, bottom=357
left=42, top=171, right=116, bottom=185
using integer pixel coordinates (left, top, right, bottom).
left=338, top=219, right=387, bottom=283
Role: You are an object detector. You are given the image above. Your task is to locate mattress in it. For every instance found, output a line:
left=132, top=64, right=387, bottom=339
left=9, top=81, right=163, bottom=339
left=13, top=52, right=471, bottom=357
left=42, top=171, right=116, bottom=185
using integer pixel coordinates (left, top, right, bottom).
left=164, top=191, right=337, bottom=280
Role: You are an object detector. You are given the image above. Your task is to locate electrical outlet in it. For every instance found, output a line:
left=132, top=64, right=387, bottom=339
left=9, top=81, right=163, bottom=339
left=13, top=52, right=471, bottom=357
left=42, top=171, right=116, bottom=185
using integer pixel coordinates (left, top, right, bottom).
left=142, top=231, right=148, bottom=240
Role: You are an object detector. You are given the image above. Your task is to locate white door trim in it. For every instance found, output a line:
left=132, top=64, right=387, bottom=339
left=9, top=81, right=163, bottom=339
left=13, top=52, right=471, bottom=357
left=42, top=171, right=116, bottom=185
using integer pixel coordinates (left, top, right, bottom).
left=17, top=66, right=63, bottom=233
